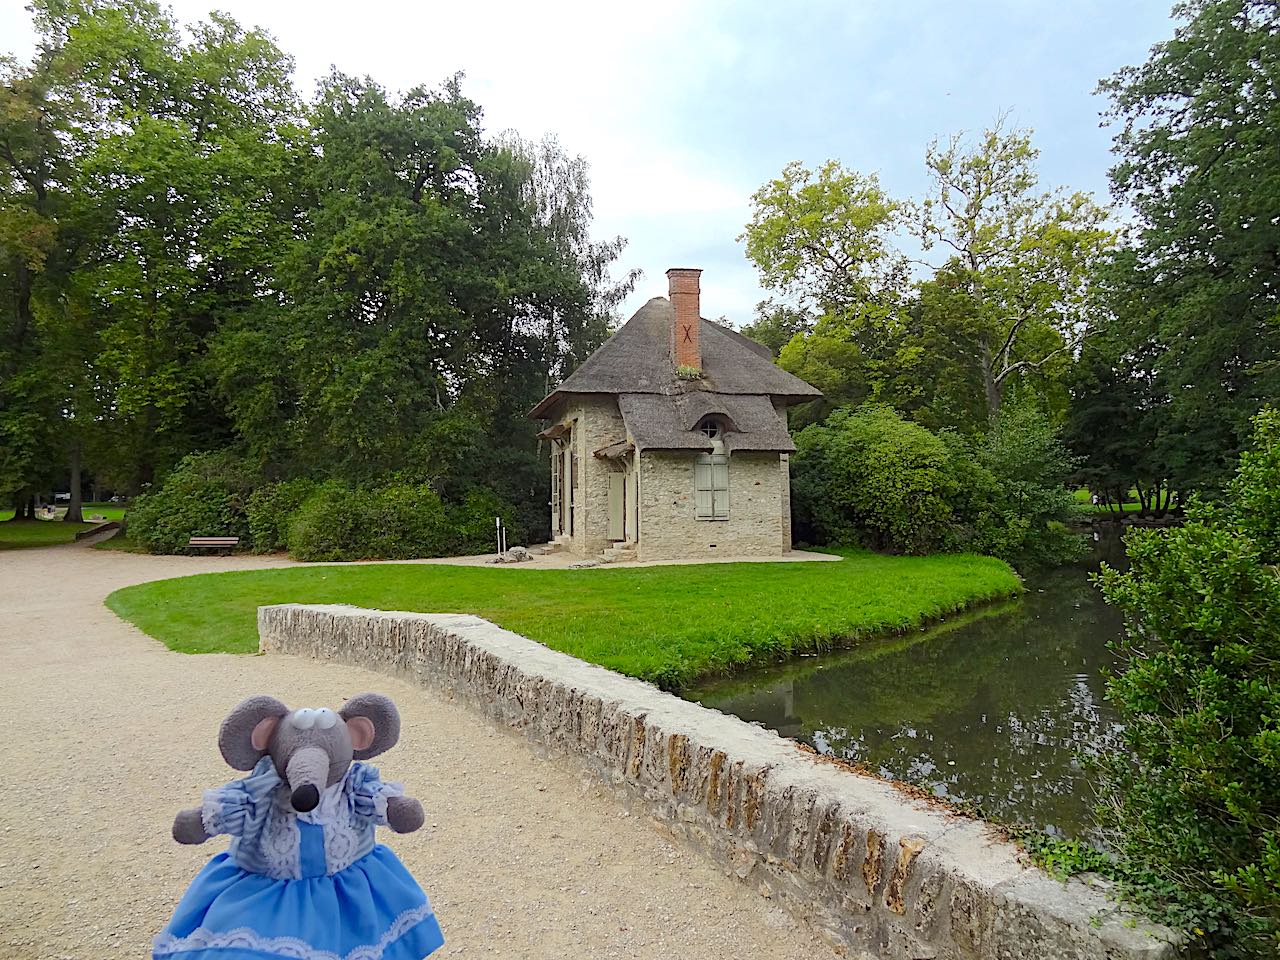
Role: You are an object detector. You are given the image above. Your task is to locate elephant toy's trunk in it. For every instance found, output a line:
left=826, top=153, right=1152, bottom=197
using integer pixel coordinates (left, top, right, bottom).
left=285, top=747, right=330, bottom=812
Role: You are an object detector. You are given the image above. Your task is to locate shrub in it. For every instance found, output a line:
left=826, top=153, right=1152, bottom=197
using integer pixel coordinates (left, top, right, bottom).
left=1095, top=408, right=1280, bottom=957
left=287, top=482, right=452, bottom=561
left=793, top=405, right=956, bottom=554
left=128, top=451, right=253, bottom=554
left=448, top=488, right=520, bottom=555
left=944, top=406, right=1087, bottom=571
left=245, top=478, right=316, bottom=554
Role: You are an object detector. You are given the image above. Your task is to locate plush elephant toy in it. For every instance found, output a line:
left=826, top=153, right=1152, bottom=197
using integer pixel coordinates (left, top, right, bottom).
left=152, top=693, right=445, bottom=960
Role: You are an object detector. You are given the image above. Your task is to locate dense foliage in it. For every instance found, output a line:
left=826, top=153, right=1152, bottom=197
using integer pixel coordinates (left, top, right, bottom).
left=1096, top=409, right=1280, bottom=957
left=793, top=403, right=1084, bottom=570
left=286, top=483, right=453, bottom=562
left=245, top=479, right=317, bottom=554
left=743, top=122, right=1112, bottom=434
left=793, top=405, right=956, bottom=554
left=0, top=0, right=631, bottom=548
left=127, top=452, right=254, bottom=554
left=1080, top=0, right=1280, bottom=496
left=131, top=468, right=520, bottom=559
left=946, top=406, right=1088, bottom=570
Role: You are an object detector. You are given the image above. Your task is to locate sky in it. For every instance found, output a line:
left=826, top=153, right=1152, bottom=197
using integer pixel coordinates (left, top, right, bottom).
left=1, top=0, right=1178, bottom=323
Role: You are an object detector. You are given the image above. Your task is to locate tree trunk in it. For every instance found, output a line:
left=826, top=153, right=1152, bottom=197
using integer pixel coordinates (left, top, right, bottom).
left=64, top=440, right=83, bottom=523
left=980, top=346, right=1002, bottom=420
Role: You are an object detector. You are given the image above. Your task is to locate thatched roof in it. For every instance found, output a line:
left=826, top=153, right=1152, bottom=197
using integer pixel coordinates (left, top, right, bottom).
left=529, top=297, right=820, bottom=419
left=617, top=393, right=797, bottom=453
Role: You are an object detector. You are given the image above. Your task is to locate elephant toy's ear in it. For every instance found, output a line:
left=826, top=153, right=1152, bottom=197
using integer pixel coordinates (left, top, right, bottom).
left=218, top=695, right=290, bottom=770
left=339, top=693, right=401, bottom=760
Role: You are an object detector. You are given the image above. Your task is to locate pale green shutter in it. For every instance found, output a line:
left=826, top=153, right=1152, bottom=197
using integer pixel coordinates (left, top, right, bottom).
left=696, top=453, right=730, bottom=519
left=695, top=457, right=714, bottom=518
left=711, top=454, right=730, bottom=518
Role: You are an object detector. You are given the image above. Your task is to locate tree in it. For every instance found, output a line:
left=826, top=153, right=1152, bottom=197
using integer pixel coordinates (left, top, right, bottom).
left=1100, top=0, right=1280, bottom=492
left=500, top=132, right=638, bottom=392
left=743, top=123, right=1114, bottom=433
left=741, top=160, right=906, bottom=315
left=915, top=120, right=1114, bottom=418
left=72, top=3, right=304, bottom=491
left=1064, top=251, right=1182, bottom=515
left=739, top=300, right=812, bottom=358
left=0, top=6, right=86, bottom=513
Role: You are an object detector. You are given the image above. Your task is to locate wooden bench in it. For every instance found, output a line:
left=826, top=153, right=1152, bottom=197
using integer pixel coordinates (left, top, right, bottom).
left=188, top=536, right=240, bottom=554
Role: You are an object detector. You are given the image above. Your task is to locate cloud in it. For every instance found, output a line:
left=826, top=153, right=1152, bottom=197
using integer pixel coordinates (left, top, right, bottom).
left=2, top=0, right=1175, bottom=328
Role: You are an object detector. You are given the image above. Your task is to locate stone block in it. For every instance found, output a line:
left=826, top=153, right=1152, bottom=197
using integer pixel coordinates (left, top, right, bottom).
left=258, top=604, right=1184, bottom=960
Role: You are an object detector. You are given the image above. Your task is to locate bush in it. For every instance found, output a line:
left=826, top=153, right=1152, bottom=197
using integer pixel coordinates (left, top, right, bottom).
left=287, top=482, right=452, bottom=561
left=448, top=488, right=520, bottom=555
left=793, top=405, right=956, bottom=554
left=246, top=478, right=316, bottom=554
left=1095, top=408, right=1280, bottom=957
left=944, top=406, right=1087, bottom=571
left=794, top=403, right=1086, bottom=570
left=128, top=451, right=253, bottom=554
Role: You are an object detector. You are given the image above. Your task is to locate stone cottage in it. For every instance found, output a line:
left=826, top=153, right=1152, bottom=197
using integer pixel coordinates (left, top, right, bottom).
left=530, top=268, right=822, bottom=563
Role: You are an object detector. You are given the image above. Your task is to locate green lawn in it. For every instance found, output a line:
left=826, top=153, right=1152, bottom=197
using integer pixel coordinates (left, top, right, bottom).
left=0, top=518, right=102, bottom=549
left=1073, top=488, right=1144, bottom=514
left=106, top=550, right=1021, bottom=689
left=81, top=501, right=128, bottom=522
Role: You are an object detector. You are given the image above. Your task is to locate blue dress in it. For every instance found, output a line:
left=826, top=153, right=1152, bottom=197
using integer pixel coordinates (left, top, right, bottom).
left=153, top=757, right=444, bottom=960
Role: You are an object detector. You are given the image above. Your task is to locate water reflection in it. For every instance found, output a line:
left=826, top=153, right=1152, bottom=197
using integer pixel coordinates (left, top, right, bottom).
left=686, top=533, right=1129, bottom=839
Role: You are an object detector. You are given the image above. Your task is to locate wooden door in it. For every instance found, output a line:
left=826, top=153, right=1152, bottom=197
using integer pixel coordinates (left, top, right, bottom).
left=608, top=471, right=624, bottom=541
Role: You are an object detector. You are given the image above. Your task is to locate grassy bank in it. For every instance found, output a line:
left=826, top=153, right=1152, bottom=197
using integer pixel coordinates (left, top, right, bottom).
left=0, top=518, right=101, bottom=549
left=106, top=550, right=1021, bottom=689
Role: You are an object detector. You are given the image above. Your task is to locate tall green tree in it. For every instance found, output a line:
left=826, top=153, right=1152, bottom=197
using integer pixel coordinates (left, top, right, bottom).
left=0, top=7, right=86, bottom=513
left=743, top=123, right=1113, bottom=433
left=915, top=121, right=1113, bottom=418
left=208, top=75, right=626, bottom=537
left=1100, top=0, right=1280, bottom=492
left=71, top=2, right=304, bottom=490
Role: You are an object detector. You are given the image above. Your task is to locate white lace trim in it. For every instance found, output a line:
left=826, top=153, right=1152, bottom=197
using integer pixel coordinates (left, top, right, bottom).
left=257, top=802, right=302, bottom=879
left=199, top=797, right=221, bottom=838
left=152, top=901, right=437, bottom=960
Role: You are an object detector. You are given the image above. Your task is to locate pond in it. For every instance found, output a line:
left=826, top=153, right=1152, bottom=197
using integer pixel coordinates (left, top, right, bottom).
left=685, top=531, right=1130, bottom=840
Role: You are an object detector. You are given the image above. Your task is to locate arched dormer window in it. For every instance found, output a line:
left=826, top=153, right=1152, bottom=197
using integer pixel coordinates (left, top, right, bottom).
left=694, top=418, right=729, bottom=520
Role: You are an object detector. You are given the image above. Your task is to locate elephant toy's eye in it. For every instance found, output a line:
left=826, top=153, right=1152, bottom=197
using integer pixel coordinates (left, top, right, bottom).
left=315, top=708, right=339, bottom=730
left=291, top=709, right=317, bottom=730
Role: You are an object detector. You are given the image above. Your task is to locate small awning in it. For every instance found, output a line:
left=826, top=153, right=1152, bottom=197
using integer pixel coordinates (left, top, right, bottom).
left=593, top=440, right=634, bottom=460
left=538, top=422, right=572, bottom=440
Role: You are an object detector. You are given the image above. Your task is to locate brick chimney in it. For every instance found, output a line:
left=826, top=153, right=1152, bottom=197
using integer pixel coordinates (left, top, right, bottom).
left=667, top=267, right=703, bottom=371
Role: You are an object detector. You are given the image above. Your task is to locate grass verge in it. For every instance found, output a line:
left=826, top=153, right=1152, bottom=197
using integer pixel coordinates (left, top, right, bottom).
left=105, top=549, right=1020, bottom=689
left=0, top=518, right=102, bottom=549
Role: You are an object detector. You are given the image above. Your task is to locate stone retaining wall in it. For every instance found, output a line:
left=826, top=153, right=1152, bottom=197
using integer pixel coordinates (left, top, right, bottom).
left=258, top=604, right=1180, bottom=960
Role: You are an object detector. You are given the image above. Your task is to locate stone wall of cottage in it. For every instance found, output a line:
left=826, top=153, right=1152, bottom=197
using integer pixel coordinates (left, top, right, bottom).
left=564, top=395, right=627, bottom=557
left=637, top=450, right=789, bottom=561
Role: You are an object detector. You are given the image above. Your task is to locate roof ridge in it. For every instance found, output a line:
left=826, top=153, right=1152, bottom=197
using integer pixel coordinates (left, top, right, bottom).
left=529, top=296, right=820, bottom=419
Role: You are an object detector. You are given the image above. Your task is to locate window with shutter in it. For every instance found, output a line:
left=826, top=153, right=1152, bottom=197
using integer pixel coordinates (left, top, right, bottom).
left=695, top=452, right=729, bottom=520
left=694, top=418, right=729, bottom=520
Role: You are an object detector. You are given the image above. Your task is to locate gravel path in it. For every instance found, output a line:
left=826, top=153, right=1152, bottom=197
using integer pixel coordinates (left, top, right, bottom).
left=0, top=540, right=842, bottom=960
